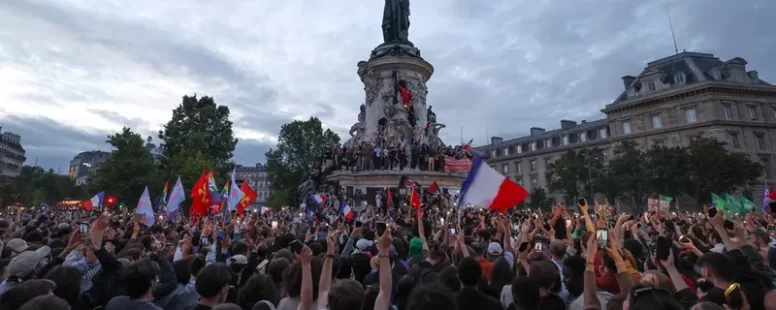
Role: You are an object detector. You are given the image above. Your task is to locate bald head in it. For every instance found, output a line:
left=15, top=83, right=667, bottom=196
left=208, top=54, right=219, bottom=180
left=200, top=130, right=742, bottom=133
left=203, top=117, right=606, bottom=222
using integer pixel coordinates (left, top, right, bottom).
left=550, top=239, right=566, bottom=258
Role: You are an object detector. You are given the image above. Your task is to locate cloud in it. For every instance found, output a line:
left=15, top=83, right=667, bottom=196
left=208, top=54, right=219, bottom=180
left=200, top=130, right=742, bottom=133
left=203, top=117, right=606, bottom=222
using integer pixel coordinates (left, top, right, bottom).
left=0, top=0, right=774, bottom=171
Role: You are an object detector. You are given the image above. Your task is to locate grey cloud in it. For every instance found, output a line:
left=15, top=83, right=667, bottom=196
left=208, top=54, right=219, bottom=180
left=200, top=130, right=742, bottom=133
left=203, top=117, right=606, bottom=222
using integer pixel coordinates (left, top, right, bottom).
left=233, top=139, right=272, bottom=166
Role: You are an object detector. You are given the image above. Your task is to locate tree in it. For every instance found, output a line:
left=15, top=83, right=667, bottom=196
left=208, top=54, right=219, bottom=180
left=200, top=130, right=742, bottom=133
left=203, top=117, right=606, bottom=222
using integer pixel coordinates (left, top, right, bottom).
left=265, top=117, right=340, bottom=205
left=90, top=127, right=158, bottom=204
left=527, top=187, right=553, bottom=210
left=546, top=147, right=606, bottom=200
left=607, top=141, right=651, bottom=209
left=163, top=131, right=220, bottom=213
left=683, top=138, right=762, bottom=201
left=0, top=166, right=87, bottom=207
left=158, top=95, right=237, bottom=173
left=644, top=145, right=690, bottom=199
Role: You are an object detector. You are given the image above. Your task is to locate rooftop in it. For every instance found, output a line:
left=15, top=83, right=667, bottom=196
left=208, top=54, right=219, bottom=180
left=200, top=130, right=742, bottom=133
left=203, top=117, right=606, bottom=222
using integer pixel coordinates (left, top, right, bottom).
left=476, top=118, right=608, bottom=151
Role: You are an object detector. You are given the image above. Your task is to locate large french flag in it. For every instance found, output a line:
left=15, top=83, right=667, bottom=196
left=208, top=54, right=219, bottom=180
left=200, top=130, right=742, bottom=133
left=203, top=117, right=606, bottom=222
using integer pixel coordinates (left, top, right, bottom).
left=457, top=156, right=528, bottom=213
left=83, top=191, right=104, bottom=211
left=311, top=193, right=328, bottom=205
left=339, top=200, right=355, bottom=221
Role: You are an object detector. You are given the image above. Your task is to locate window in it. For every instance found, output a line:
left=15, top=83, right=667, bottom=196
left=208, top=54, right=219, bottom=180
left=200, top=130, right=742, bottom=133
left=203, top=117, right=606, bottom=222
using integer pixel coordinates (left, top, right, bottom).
left=491, top=150, right=496, bottom=157
left=756, top=134, right=766, bottom=150
left=508, top=147, right=516, bottom=155
left=622, top=121, right=632, bottom=134
left=674, top=73, right=685, bottom=84
left=502, top=164, right=509, bottom=175
left=531, top=142, right=537, bottom=151
left=723, top=104, right=733, bottom=120
left=653, top=140, right=665, bottom=148
left=580, top=133, right=587, bottom=142
left=545, top=139, right=552, bottom=149
left=599, top=128, right=608, bottom=139
left=771, top=105, right=776, bottom=121
left=530, top=176, right=538, bottom=189
left=685, top=108, right=697, bottom=123
left=516, top=145, right=522, bottom=154
left=763, top=158, right=771, bottom=179
left=748, top=105, right=757, bottom=120
left=504, top=148, right=510, bottom=156
left=530, top=159, right=536, bottom=172
left=516, top=178, right=523, bottom=187
left=647, top=80, right=656, bottom=91
left=651, top=115, right=662, bottom=129
left=731, top=133, right=740, bottom=149
left=516, top=162, right=522, bottom=174
left=562, top=135, right=569, bottom=145
left=544, top=157, right=551, bottom=168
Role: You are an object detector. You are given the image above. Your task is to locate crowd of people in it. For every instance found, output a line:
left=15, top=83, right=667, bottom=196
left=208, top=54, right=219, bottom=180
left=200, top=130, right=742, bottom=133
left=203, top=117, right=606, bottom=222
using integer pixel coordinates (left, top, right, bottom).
left=327, top=140, right=473, bottom=173
left=0, top=199, right=774, bottom=310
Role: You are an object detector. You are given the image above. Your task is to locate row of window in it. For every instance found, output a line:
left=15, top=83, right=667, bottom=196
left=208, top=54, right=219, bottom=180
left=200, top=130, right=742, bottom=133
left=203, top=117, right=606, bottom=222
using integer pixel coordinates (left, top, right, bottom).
left=514, top=176, right=539, bottom=190
left=490, top=128, right=609, bottom=158
left=619, top=108, right=698, bottom=135
left=497, top=157, right=556, bottom=176
left=729, top=131, right=768, bottom=151
left=721, top=102, right=772, bottom=121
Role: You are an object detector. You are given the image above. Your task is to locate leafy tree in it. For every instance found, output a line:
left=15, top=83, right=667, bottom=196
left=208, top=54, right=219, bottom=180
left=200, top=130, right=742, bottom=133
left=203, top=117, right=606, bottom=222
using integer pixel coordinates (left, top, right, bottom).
left=265, top=117, right=340, bottom=205
left=163, top=131, right=220, bottom=213
left=683, top=138, right=762, bottom=201
left=90, top=127, right=158, bottom=204
left=159, top=95, right=237, bottom=173
left=644, top=145, right=689, bottom=198
left=607, top=141, right=651, bottom=208
left=527, top=187, right=553, bottom=210
left=546, top=148, right=605, bottom=200
left=0, top=166, right=87, bottom=207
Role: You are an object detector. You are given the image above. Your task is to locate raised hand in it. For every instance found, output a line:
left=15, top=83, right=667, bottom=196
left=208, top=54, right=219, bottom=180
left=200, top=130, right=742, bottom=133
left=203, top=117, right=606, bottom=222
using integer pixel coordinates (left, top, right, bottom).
left=299, top=246, right=313, bottom=265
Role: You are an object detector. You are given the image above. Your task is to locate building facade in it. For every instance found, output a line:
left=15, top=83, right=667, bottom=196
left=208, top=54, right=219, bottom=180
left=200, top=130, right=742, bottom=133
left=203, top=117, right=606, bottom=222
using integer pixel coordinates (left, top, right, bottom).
left=0, top=128, right=26, bottom=178
left=231, top=163, right=271, bottom=204
left=68, top=151, right=110, bottom=185
left=477, top=52, right=776, bottom=203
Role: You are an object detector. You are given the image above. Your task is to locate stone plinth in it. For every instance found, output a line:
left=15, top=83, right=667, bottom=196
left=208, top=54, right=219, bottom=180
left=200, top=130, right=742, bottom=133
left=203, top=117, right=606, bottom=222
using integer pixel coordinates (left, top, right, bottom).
left=356, top=55, right=434, bottom=145
left=329, top=170, right=464, bottom=198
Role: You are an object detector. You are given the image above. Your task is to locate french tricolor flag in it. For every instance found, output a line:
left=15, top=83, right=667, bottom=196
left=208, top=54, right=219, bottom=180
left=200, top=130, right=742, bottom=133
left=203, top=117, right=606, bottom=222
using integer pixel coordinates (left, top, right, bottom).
left=311, top=193, right=328, bottom=205
left=339, top=200, right=355, bottom=221
left=457, top=157, right=528, bottom=213
left=83, top=191, right=105, bottom=211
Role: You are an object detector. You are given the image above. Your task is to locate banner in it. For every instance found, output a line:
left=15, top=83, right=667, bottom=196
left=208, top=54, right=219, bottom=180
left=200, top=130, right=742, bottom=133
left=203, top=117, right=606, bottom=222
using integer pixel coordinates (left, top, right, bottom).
left=444, top=156, right=472, bottom=172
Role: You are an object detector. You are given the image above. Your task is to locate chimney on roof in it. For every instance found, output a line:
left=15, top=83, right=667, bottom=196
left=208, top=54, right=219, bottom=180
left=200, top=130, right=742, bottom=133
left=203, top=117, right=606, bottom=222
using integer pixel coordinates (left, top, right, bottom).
left=490, top=136, right=503, bottom=145
left=581, top=120, right=587, bottom=124
left=622, top=76, right=636, bottom=90
left=530, top=127, right=545, bottom=136
left=748, top=70, right=759, bottom=82
left=560, top=120, right=577, bottom=130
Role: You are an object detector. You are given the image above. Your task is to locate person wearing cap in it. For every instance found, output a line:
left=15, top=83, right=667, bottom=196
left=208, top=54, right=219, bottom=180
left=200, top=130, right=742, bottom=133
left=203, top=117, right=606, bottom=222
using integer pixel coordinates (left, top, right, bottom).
left=351, top=238, right=374, bottom=283
left=0, top=245, right=51, bottom=295
left=6, top=238, right=29, bottom=257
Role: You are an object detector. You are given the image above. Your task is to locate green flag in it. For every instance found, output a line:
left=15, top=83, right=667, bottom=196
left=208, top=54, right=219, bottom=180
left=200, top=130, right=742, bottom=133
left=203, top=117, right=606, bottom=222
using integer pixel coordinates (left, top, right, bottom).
left=659, top=195, right=673, bottom=210
left=739, top=196, right=758, bottom=212
left=711, top=193, right=725, bottom=211
left=724, top=194, right=744, bottom=214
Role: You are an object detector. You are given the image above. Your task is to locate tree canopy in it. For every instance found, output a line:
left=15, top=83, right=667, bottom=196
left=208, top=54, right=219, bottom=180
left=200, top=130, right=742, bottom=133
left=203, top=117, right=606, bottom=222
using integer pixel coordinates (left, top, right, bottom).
left=0, top=166, right=87, bottom=206
left=158, top=95, right=237, bottom=173
left=90, top=127, right=159, bottom=205
left=546, top=137, right=762, bottom=210
left=265, top=117, right=340, bottom=206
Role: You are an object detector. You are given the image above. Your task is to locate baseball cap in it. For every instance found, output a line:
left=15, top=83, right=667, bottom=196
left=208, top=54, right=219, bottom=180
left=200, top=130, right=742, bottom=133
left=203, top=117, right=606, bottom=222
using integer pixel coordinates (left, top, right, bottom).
left=356, top=239, right=374, bottom=251
left=227, top=254, right=248, bottom=267
left=487, top=242, right=503, bottom=255
left=7, top=246, right=51, bottom=278
left=6, top=238, right=28, bottom=253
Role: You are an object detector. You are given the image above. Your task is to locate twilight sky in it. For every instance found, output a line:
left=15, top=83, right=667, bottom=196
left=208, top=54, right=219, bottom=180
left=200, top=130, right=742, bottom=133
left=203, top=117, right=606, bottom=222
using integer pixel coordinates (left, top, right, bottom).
left=0, top=0, right=773, bottom=171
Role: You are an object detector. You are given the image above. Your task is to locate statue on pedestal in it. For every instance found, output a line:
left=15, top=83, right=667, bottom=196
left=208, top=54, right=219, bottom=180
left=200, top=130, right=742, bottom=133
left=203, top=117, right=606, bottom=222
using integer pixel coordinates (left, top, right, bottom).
left=382, top=0, right=411, bottom=43
left=344, top=104, right=367, bottom=148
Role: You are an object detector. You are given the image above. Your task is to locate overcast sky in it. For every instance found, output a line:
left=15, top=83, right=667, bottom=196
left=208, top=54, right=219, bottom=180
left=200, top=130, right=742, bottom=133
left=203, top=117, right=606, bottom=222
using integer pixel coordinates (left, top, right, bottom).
left=0, top=0, right=773, bottom=171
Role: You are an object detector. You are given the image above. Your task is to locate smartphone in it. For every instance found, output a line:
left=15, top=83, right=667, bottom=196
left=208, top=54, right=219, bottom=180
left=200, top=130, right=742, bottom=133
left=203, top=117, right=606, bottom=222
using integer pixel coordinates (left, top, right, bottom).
left=596, top=229, right=608, bottom=248
left=450, top=228, right=456, bottom=234
left=533, top=243, right=542, bottom=252
left=723, top=220, right=734, bottom=230
left=217, top=232, right=226, bottom=240
left=355, top=220, right=363, bottom=228
left=565, top=219, right=572, bottom=227
left=289, top=240, right=303, bottom=254
left=512, top=224, right=519, bottom=231
left=79, top=222, right=89, bottom=240
left=707, top=207, right=717, bottom=218
left=578, top=199, right=586, bottom=206
left=655, top=236, right=672, bottom=260
left=678, top=235, right=691, bottom=244
left=518, top=242, right=529, bottom=252
left=271, top=221, right=278, bottom=229
left=200, top=237, right=210, bottom=247
left=376, top=221, right=387, bottom=236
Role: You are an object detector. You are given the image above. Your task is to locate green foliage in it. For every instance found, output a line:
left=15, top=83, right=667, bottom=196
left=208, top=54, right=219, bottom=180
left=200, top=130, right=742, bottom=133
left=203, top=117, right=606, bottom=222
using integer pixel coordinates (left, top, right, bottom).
left=0, top=166, right=87, bottom=206
left=551, top=138, right=763, bottom=209
left=545, top=147, right=606, bottom=200
left=265, top=117, right=340, bottom=205
left=163, top=132, right=220, bottom=212
left=527, top=187, right=553, bottom=210
left=90, top=127, right=158, bottom=205
left=159, top=95, right=237, bottom=174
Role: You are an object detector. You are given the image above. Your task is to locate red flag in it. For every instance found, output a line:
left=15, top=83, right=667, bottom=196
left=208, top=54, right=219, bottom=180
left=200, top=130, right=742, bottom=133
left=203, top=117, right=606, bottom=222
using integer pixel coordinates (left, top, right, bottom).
left=410, top=187, right=421, bottom=209
left=386, top=188, right=394, bottom=207
left=399, top=85, right=412, bottom=104
left=237, top=181, right=259, bottom=215
left=190, top=170, right=211, bottom=216
left=428, top=181, right=439, bottom=194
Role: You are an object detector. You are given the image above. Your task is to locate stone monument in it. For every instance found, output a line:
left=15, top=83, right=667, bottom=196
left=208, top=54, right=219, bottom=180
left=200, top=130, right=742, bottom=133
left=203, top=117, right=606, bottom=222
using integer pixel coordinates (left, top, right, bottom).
left=331, top=0, right=464, bottom=201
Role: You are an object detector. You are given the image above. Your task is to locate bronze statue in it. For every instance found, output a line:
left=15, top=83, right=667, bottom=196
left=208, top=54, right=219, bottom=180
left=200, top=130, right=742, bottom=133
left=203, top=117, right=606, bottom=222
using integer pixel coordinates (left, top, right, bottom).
left=382, top=0, right=410, bottom=43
